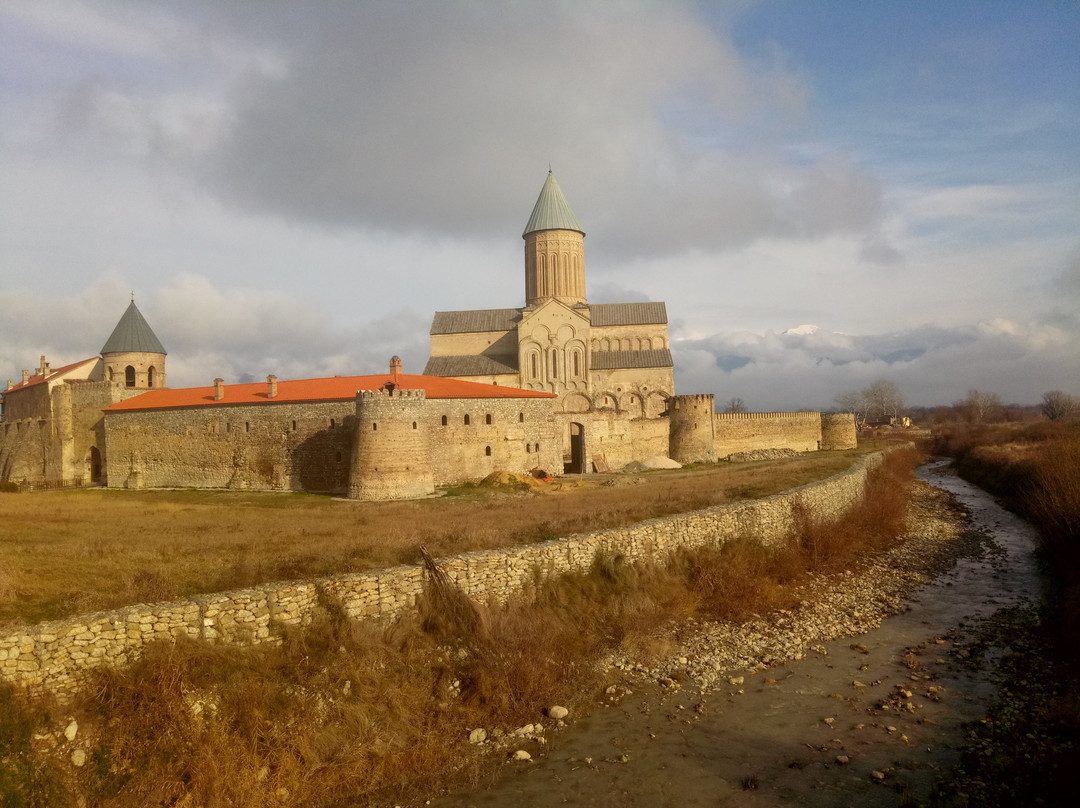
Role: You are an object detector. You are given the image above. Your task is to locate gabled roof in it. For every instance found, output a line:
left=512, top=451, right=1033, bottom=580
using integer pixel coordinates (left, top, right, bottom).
left=591, top=349, right=673, bottom=370
left=423, top=355, right=519, bottom=377
left=101, top=301, right=167, bottom=355
left=103, top=372, right=554, bottom=413
left=590, top=302, right=667, bottom=327
left=522, top=171, right=584, bottom=238
left=1, top=357, right=101, bottom=396
left=430, top=308, right=522, bottom=335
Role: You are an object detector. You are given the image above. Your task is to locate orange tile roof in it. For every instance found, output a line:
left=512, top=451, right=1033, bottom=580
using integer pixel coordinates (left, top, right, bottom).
left=2, top=357, right=100, bottom=395
left=104, top=372, right=555, bottom=412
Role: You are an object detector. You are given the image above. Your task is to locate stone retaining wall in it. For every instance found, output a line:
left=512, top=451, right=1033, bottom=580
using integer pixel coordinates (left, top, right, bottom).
left=0, top=451, right=887, bottom=699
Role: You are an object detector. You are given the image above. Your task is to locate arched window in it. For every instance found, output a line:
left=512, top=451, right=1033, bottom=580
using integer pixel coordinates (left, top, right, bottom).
left=147, top=366, right=155, bottom=388
left=526, top=443, right=532, bottom=452
left=572, top=351, right=581, bottom=378
left=441, top=415, right=448, bottom=426
left=530, top=353, right=539, bottom=379
left=292, top=420, right=297, bottom=431
left=108, top=368, right=114, bottom=382
left=519, top=412, right=524, bottom=422
left=485, top=446, right=491, bottom=456
left=485, top=413, right=492, bottom=425
left=125, top=366, right=135, bottom=387
left=550, top=350, right=558, bottom=378
left=372, top=422, right=378, bottom=431
left=330, top=418, right=336, bottom=428
left=464, top=414, right=470, bottom=426
left=412, top=421, right=417, bottom=430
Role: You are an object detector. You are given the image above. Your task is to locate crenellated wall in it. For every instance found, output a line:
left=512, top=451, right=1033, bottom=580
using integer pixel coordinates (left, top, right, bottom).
left=713, top=411, right=823, bottom=458
left=0, top=450, right=886, bottom=699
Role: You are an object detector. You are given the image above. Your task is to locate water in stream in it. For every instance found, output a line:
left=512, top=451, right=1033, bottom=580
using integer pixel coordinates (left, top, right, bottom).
left=429, top=462, right=1044, bottom=807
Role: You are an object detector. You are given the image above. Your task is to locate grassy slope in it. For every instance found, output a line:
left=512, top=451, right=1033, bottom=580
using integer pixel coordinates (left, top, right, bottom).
left=1, top=447, right=920, bottom=808
left=0, top=445, right=886, bottom=627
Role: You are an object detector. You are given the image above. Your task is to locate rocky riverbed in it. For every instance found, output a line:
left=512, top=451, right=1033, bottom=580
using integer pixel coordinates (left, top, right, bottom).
left=429, top=463, right=1067, bottom=808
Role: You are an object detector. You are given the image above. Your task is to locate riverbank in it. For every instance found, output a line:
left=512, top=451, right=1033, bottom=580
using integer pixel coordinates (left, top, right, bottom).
left=431, top=463, right=1065, bottom=807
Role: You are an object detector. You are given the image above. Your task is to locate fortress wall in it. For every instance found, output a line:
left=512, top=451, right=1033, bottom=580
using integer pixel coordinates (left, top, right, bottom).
left=0, top=384, right=52, bottom=484
left=820, top=412, right=858, bottom=450
left=713, top=411, right=823, bottom=458
left=104, top=401, right=356, bottom=493
left=581, top=414, right=670, bottom=469
left=426, top=397, right=562, bottom=484
left=0, top=450, right=888, bottom=700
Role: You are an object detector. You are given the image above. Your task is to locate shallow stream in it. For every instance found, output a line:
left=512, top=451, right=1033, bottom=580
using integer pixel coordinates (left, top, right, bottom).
left=429, top=461, right=1044, bottom=807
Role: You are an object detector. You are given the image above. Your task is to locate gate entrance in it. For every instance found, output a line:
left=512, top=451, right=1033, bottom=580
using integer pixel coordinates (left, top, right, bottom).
left=565, top=422, right=585, bottom=474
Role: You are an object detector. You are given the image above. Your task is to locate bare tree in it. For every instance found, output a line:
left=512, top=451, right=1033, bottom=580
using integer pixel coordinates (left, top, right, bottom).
left=956, top=389, right=1004, bottom=424
left=723, top=396, right=747, bottom=414
left=834, top=389, right=869, bottom=429
left=863, top=380, right=904, bottom=424
left=1041, top=390, right=1079, bottom=421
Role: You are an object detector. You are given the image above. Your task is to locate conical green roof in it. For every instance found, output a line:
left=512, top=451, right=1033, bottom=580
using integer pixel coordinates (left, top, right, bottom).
left=522, top=171, right=584, bottom=238
left=101, top=300, right=167, bottom=355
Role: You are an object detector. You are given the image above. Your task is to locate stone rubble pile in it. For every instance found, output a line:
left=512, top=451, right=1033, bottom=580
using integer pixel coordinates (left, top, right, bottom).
left=724, top=448, right=801, bottom=463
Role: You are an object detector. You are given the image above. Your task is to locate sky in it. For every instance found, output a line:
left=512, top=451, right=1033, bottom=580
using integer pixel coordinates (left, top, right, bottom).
left=1, top=0, right=1077, bottom=411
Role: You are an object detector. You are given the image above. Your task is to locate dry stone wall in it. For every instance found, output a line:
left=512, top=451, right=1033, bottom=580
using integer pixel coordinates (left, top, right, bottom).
left=0, top=451, right=886, bottom=700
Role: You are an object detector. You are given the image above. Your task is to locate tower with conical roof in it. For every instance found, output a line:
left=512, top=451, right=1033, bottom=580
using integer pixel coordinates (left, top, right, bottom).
left=101, top=300, right=167, bottom=389
left=523, top=171, right=586, bottom=306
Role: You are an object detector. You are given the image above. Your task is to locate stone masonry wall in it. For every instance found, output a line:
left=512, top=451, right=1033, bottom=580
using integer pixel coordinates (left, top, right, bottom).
left=105, top=401, right=357, bottom=493
left=713, top=411, right=823, bottom=458
left=0, top=451, right=887, bottom=700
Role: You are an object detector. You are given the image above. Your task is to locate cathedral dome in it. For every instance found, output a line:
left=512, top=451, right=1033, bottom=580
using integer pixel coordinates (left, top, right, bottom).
left=522, top=171, right=584, bottom=238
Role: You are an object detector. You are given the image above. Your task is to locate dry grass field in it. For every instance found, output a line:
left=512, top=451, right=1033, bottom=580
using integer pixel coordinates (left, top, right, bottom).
left=0, top=445, right=920, bottom=808
left=0, top=444, right=888, bottom=628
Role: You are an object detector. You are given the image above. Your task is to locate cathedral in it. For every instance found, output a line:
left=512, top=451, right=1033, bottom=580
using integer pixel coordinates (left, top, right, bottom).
left=425, top=171, right=676, bottom=472
left=0, top=172, right=855, bottom=499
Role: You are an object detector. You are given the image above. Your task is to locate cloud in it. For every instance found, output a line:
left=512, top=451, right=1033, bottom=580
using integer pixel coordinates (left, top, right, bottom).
left=0, top=272, right=430, bottom=389
left=673, top=318, right=1080, bottom=410
left=110, top=1, right=884, bottom=259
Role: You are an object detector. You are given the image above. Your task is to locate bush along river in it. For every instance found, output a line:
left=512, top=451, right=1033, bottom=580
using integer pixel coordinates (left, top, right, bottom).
left=426, top=462, right=1067, bottom=808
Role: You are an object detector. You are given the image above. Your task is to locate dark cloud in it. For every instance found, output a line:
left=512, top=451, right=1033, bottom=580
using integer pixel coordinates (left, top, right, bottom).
left=154, top=1, right=890, bottom=258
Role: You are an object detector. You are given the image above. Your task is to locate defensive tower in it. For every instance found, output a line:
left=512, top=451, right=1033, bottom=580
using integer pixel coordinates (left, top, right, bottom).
left=667, top=394, right=718, bottom=465
left=100, top=299, right=167, bottom=390
left=349, top=387, right=434, bottom=501
left=820, top=412, right=858, bottom=450
left=523, top=171, right=586, bottom=307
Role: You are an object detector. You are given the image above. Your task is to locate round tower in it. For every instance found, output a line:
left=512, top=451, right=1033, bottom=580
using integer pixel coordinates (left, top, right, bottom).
left=523, top=171, right=586, bottom=306
left=100, top=300, right=167, bottom=390
left=820, top=412, right=858, bottom=450
left=349, top=388, right=434, bottom=501
left=667, top=394, right=718, bottom=465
